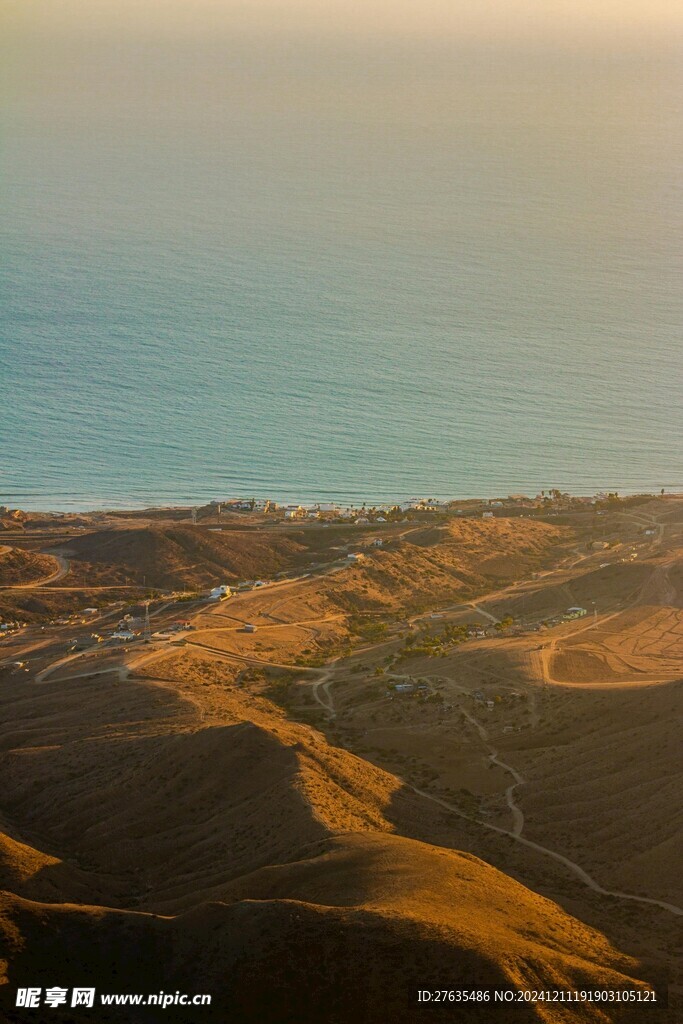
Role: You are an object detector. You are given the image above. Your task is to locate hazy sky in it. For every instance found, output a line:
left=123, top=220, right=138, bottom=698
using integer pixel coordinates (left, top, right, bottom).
left=5, top=0, right=683, bottom=47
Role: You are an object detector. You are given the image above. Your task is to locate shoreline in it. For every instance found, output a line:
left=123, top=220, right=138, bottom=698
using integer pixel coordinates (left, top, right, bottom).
left=3, top=487, right=681, bottom=517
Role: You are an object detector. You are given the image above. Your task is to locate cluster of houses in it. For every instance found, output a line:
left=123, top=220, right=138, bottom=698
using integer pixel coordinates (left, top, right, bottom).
left=109, top=615, right=192, bottom=643
left=386, top=681, right=430, bottom=698
left=208, top=496, right=454, bottom=524
left=210, top=499, right=275, bottom=514
left=0, top=620, right=25, bottom=637
left=207, top=491, right=639, bottom=527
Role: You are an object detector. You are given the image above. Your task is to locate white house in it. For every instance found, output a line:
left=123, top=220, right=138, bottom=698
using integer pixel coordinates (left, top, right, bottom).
left=367, top=538, right=383, bottom=547
left=482, top=511, right=494, bottom=519
left=401, top=498, right=442, bottom=512
left=210, top=585, right=232, bottom=600
left=346, top=552, right=365, bottom=563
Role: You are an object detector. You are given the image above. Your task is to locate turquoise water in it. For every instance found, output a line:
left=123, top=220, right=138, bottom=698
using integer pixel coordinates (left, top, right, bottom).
left=1, top=38, right=682, bottom=510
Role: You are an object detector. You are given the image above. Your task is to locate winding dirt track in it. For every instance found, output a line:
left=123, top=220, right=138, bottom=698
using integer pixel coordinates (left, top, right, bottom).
left=0, top=552, right=70, bottom=589
left=326, top=667, right=683, bottom=917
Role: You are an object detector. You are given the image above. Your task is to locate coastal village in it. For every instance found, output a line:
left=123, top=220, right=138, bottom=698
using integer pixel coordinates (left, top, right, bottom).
left=199, top=489, right=624, bottom=525
left=1, top=489, right=659, bottom=676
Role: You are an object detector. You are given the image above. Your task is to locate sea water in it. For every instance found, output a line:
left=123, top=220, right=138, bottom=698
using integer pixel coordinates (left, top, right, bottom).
left=2, top=31, right=681, bottom=510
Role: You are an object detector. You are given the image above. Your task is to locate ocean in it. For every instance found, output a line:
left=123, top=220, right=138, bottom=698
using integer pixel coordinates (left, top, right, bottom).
left=1, top=30, right=682, bottom=511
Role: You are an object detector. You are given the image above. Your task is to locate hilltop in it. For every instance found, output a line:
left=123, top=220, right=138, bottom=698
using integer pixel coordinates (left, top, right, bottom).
left=1, top=832, right=659, bottom=1024
left=0, top=548, right=59, bottom=588
left=322, top=516, right=566, bottom=615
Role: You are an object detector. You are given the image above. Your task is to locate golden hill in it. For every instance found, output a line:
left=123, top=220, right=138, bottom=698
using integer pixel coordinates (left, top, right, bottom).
left=1, top=832, right=659, bottom=1024
left=0, top=548, right=58, bottom=588
left=0, top=653, right=665, bottom=1024
left=324, top=517, right=566, bottom=613
left=0, top=668, right=401, bottom=911
left=60, top=526, right=318, bottom=588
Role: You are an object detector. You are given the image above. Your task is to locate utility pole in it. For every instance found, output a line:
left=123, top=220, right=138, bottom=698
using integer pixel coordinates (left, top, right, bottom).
left=143, top=601, right=152, bottom=643
left=192, top=507, right=198, bottom=525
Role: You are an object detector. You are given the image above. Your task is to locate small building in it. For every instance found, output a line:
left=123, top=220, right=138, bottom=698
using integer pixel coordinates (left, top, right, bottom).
left=346, top=552, right=365, bottom=562
left=566, top=606, right=587, bottom=618
left=83, top=608, right=98, bottom=615
left=400, top=498, right=442, bottom=512
left=367, top=538, right=383, bottom=548
left=210, top=585, right=232, bottom=600
left=243, top=623, right=257, bottom=633
left=395, top=683, right=415, bottom=694
left=482, top=511, right=494, bottom=519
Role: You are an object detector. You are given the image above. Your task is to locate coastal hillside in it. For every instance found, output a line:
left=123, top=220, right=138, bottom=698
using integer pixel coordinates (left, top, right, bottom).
left=0, top=662, right=401, bottom=911
left=1, top=833, right=656, bottom=1024
left=59, top=526, right=318, bottom=589
left=0, top=548, right=59, bottom=588
left=1, top=502, right=679, bottom=1022
left=0, top=650, right=660, bottom=1023
left=324, top=517, right=566, bottom=614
